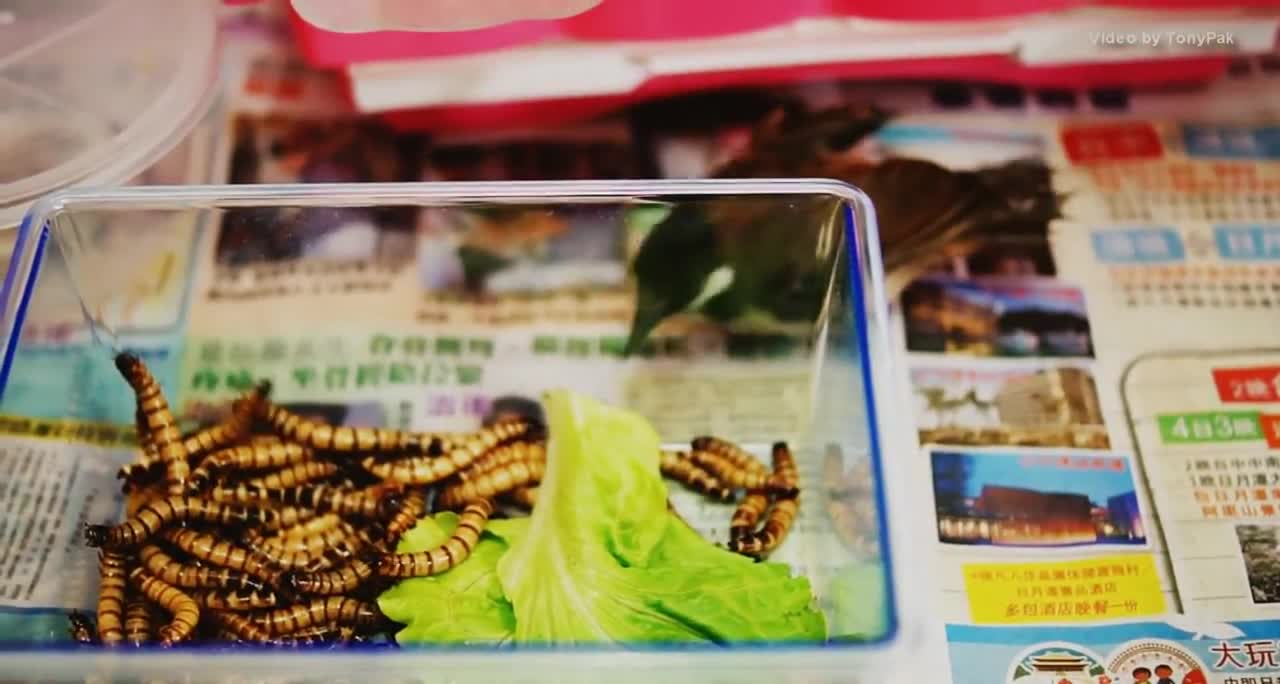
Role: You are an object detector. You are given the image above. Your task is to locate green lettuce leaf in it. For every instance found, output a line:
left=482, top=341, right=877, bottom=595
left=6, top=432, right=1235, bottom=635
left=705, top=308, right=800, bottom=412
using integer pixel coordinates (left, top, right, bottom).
left=377, top=512, right=529, bottom=646
left=496, top=389, right=826, bottom=645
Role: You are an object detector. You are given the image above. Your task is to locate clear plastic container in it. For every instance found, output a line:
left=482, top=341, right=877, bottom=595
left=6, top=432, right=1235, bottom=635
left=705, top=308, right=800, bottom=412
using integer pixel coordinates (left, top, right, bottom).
left=0, top=181, right=923, bottom=681
left=0, top=0, right=220, bottom=229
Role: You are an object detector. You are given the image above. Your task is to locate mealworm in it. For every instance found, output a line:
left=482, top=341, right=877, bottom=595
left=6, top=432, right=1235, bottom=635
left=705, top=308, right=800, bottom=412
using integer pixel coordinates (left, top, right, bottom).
left=85, top=496, right=279, bottom=548
left=381, top=490, right=427, bottom=545
left=96, top=552, right=129, bottom=646
left=690, top=436, right=769, bottom=475
left=436, top=460, right=544, bottom=511
left=259, top=505, right=318, bottom=532
left=181, top=386, right=266, bottom=459
left=460, top=441, right=546, bottom=480
left=360, top=420, right=537, bottom=486
left=253, top=597, right=382, bottom=636
left=189, top=588, right=278, bottom=611
left=127, top=568, right=200, bottom=646
left=244, top=461, right=339, bottom=490
left=277, top=624, right=356, bottom=646
left=67, top=611, right=97, bottom=645
left=767, top=441, right=800, bottom=497
left=235, top=484, right=390, bottom=519
left=116, top=352, right=190, bottom=494
left=139, top=545, right=266, bottom=592
left=275, top=513, right=342, bottom=541
left=687, top=449, right=770, bottom=490
left=251, top=543, right=335, bottom=572
left=729, top=491, right=770, bottom=541
left=506, top=486, right=538, bottom=508
left=261, top=402, right=432, bottom=454
left=377, top=499, right=492, bottom=578
left=659, top=450, right=733, bottom=501
left=284, top=558, right=376, bottom=596
left=252, top=523, right=361, bottom=559
left=117, top=445, right=164, bottom=491
left=728, top=497, right=798, bottom=557
left=161, top=528, right=280, bottom=586
left=210, top=610, right=275, bottom=644
left=123, top=600, right=153, bottom=646
left=189, top=442, right=313, bottom=490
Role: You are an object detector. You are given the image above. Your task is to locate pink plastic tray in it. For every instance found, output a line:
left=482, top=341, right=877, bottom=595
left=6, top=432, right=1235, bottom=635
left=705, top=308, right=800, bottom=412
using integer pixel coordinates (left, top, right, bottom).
left=291, top=0, right=1280, bottom=65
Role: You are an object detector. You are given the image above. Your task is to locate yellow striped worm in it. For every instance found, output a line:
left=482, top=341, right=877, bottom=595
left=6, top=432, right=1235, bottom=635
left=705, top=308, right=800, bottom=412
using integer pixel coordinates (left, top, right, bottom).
left=253, top=597, right=383, bottom=636
left=67, top=611, right=97, bottom=645
left=457, top=441, right=546, bottom=481
left=360, top=420, right=537, bottom=486
left=381, top=490, right=427, bottom=545
left=505, top=487, right=538, bottom=508
left=189, top=588, right=278, bottom=611
left=139, top=545, right=267, bottom=592
left=161, top=528, right=281, bottom=586
left=687, top=449, right=770, bottom=491
left=244, top=461, right=339, bottom=490
left=435, top=460, right=544, bottom=511
left=115, top=352, right=190, bottom=494
left=284, top=558, right=376, bottom=596
left=189, top=442, right=313, bottom=490
left=377, top=500, right=492, bottom=578
left=727, top=497, right=798, bottom=557
left=85, top=496, right=279, bottom=548
left=690, top=436, right=769, bottom=475
left=658, top=450, right=733, bottom=501
left=766, top=441, right=800, bottom=497
left=96, top=552, right=129, bottom=646
left=261, top=402, right=432, bottom=454
left=123, top=600, right=154, bottom=646
left=127, top=568, right=200, bottom=646
left=729, top=491, right=770, bottom=541
left=210, top=610, right=275, bottom=644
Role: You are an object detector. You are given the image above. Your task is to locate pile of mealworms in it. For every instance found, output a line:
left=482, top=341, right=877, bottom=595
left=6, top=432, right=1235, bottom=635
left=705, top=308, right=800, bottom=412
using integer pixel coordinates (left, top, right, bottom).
left=71, top=351, right=802, bottom=649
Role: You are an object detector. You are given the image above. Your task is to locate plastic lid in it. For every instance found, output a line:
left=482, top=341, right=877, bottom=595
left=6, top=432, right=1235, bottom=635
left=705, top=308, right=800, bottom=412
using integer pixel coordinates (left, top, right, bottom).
left=0, top=0, right=219, bottom=229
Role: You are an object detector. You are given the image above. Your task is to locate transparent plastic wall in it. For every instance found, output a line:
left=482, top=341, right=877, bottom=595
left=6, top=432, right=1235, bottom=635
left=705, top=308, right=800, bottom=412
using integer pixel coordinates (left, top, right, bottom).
left=0, top=181, right=920, bottom=682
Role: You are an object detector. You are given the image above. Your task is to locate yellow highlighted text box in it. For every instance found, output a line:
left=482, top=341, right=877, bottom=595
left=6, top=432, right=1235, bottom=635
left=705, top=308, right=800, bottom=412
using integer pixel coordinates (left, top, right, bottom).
left=963, top=553, right=1165, bottom=624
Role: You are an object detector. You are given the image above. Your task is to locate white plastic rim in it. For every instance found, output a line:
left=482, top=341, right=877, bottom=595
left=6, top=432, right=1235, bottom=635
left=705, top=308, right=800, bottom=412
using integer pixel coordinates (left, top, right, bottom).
left=0, top=0, right=220, bottom=229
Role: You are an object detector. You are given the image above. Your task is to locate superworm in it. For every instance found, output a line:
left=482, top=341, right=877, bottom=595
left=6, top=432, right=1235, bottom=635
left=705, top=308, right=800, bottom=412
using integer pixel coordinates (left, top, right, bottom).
left=68, top=611, right=97, bottom=645
left=457, top=440, right=546, bottom=481
left=127, top=568, right=200, bottom=646
left=244, top=461, right=340, bottom=490
left=85, top=496, right=279, bottom=548
left=690, top=436, right=769, bottom=475
left=261, top=401, right=432, bottom=454
left=728, top=497, right=798, bottom=557
left=180, top=387, right=265, bottom=459
left=253, top=597, right=383, bottom=636
left=284, top=558, right=376, bottom=596
left=189, top=442, right=313, bottom=490
left=435, top=461, right=544, bottom=511
left=259, top=505, right=318, bottom=532
left=226, top=484, right=391, bottom=519
left=506, top=486, right=538, bottom=508
left=377, top=499, right=492, bottom=578
left=139, top=545, right=266, bottom=592
left=687, top=449, right=770, bottom=491
left=274, top=513, right=342, bottom=541
left=278, top=624, right=356, bottom=646
left=381, top=490, right=427, bottom=546
left=251, top=543, right=336, bottom=572
left=659, top=450, right=733, bottom=501
left=729, top=491, right=770, bottom=541
left=211, top=611, right=276, bottom=644
left=96, top=552, right=129, bottom=646
left=360, top=420, right=537, bottom=485
left=189, top=588, right=278, bottom=611
left=767, top=442, right=800, bottom=497
left=251, top=523, right=361, bottom=559
left=117, top=445, right=165, bottom=491
left=123, top=600, right=153, bottom=646
left=161, top=528, right=280, bottom=585
left=116, top=352, right=190, bottom=494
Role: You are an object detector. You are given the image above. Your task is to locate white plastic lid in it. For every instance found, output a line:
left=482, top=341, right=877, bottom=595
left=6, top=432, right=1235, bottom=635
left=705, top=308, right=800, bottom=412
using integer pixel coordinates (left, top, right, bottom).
left=0, top=0, right=219, bottom=229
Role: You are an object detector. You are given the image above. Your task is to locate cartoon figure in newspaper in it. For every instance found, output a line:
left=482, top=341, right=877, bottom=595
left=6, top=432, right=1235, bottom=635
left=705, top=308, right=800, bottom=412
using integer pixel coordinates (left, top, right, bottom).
left=1107, top=640, right=1208, bottom=684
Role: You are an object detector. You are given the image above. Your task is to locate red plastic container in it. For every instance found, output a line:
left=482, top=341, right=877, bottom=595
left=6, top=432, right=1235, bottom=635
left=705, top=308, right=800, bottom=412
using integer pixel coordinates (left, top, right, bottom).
left=562, top=0, right=825, bottom=40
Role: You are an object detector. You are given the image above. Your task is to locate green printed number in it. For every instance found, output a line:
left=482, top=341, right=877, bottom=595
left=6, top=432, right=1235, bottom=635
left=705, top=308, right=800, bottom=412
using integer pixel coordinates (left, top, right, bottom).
left=1158, top=411, right=1263, bottom=444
